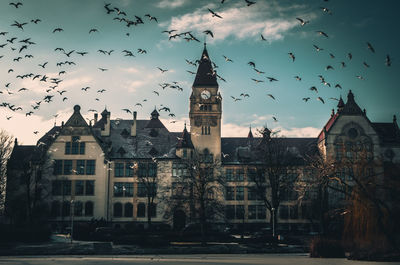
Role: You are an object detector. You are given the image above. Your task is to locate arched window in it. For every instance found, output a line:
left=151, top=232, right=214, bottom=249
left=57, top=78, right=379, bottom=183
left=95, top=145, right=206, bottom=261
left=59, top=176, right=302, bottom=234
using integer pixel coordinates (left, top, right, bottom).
left=137, top=202, right=146, bottom=217
left=114, top=203, right=122, bottom=217
left=74, top=201, right=83, bottom=216
left=124, top=203, right=133, bottom=217
left=85, top=201, right=93, bottom=216
left=62, top=201, right=70, bottom=217
left=50, top=201, right=60, bottom=217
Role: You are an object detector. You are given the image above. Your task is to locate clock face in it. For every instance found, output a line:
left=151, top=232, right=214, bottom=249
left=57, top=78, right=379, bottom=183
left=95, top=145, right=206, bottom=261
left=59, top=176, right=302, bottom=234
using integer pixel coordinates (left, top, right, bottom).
left=201, top=90, right=211, bottom=99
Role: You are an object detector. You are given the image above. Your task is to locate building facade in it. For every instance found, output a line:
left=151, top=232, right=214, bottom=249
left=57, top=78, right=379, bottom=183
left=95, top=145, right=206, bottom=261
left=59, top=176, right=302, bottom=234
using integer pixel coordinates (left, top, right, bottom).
left=5, top=46, right=400, bottom=233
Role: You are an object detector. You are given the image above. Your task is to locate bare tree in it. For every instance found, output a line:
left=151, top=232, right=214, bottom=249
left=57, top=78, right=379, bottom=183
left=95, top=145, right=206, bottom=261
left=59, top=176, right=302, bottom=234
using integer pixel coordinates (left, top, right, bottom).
left=136, top=161, right=158, bottom=228
left=299, top=142, right=400, bottom=252
left=251, top=127, right=295, bottom=232
left=0, top=130, right=13, bottom=215
left=165, top=151, right=224, bottom=245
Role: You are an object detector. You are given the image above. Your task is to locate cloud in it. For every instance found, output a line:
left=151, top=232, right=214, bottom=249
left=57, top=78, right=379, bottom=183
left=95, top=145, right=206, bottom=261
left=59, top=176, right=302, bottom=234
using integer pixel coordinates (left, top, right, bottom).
left=155, top=0, right=187, bottom=9
left=164, top=2, right=317, bottom=42
left=275, top=126, right=321, bottom=138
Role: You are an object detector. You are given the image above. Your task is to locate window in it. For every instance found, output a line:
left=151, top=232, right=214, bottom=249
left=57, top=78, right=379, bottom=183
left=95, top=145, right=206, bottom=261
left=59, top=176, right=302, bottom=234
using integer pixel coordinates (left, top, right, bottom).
left=248, top=205, right=257, bottom=219
left=236, top=186, right=244, bottom=200
left=71, top=136, right=79, bottom=154
left=62, top=201, right=70, bottom=217
left=115, top=163, right=124, bottom=177
left=114, top=182, right=133, bottom=197
left=225, top=187, right=234, bottom=200
left=65, top=142, right=71, bottom=154
left=85, top=180, right=94, bottom=195
left=236, top=205, right=244, bottom=219
left=76, top=160, right=85, bottom=175
left=52, top=180, right=62, bottom=196
left=75, top=180, right=84, bottom=195
left=172, top=163, right=187, bottom=177
left=63, top=160, right=72, bottom=175
left=85, top=201, right=93, bottom=216
left=114, top=183, right=124, bottom=197
left=79, top=142, right=85, bottom=154
left=113, top=203, right=122, bottom=217
left=236, top=169, right=244, bottom=181
left=138, top=162, right=157, bottom=178
left=137, top=203, right=146, bottom=217
left=86, top=160, right=95, bottom=175
left=247, top=186, right=257, bottom=200
left=137, top=183, right=147, bottom=197
left=74, top=201, right=83, bottom=216
left=257, top=205, right=266, bottom=219
left=50, top=201, right=60, bottom=217
left=225, top=169, right=234, bottom=182
left=226, top=205, right=235, bottom=219
left=54, top=160, right=62, bottom=175
left=201, top=126, right=210, bottom=135
left=125, top=182, right=133, bottom=197
left=124, top=203, right=133, bottom=217
left=62, top=180, right=71, bottom=195
left=126, top=163, right=134, bottom=177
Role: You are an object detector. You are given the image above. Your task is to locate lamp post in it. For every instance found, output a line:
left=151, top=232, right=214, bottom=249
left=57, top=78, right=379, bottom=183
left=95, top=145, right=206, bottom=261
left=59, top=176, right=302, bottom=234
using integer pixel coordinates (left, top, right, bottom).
left=70, top=200, right=74, bottom=244
left=271, top=207, right=275, bottom=238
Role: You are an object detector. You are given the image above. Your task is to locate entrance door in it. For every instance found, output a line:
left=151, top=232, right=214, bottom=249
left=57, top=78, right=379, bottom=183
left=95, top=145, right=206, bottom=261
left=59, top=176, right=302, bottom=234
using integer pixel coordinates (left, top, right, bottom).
left=173, top=210, right=186, bottom=231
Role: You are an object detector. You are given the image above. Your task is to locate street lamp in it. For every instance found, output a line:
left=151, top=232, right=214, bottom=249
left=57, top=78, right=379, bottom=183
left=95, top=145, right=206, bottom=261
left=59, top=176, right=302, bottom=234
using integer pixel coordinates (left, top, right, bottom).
left=70, top=200, right=74, bottom=244
left=271, top=207, right=275, bottom=238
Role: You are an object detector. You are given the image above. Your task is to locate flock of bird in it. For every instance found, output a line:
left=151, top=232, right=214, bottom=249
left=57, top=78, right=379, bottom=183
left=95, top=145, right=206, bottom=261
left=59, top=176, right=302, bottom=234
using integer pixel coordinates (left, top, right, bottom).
left=0, top=0, right=394, bottom=138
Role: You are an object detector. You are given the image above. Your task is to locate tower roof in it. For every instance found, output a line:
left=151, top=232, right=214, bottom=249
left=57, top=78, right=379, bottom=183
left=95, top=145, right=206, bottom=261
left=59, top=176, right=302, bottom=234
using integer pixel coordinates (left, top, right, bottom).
left=247, top=126, right=254, bottom=138
left=176, top=123, right=194, bottom=149
left=341, top=90, right=364, bottom=115
left=192, top=44, right=218, bottom=88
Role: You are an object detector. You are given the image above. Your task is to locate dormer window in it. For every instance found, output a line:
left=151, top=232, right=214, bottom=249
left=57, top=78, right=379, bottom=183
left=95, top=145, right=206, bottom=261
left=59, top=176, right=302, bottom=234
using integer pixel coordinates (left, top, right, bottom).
left=65, top=136, right=85, bottom=155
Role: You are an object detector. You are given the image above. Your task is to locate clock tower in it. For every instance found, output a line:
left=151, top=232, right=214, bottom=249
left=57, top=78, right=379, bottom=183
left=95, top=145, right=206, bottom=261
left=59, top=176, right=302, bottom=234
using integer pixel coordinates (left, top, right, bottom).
left=189, top=44, right=222, bottom=160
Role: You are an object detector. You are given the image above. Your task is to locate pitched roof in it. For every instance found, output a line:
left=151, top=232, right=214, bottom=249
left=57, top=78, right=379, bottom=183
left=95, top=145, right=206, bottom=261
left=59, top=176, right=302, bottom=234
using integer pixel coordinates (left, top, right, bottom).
left=176, top=124, right=194, bottom=149
left=192, top=45, right=218, bottom=88
left=7, top=145, right=36, bottom=169
left=64, top=105, right=89, bottom=127
left=372, top=122, right=400, bottom=145
left=221, top=137, right=317, bottom=165
left=93, top=119, right=180, bottom=159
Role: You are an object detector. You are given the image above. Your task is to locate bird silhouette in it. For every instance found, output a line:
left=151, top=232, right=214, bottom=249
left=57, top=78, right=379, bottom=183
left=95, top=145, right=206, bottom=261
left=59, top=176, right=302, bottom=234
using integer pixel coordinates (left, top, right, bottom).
left=208, top=8, right=222, bottom=18
left=245, top=0, right=256, bottom=6
left=203, top=30, right=214, bottom=38
left=367, top=42, right=375, bottom=53
left=288, top=52, right=295, bottom=62
left=53, top=28, right=64, bottom=33
left=89, top=28, right=99, bottom=34
left=157, top=67, right=168, bottom=73
left=296, top=17, right=309, bottom=26
left=9, top=2, right=23, bottom=8
left=317, top=97, right=325, bottom=104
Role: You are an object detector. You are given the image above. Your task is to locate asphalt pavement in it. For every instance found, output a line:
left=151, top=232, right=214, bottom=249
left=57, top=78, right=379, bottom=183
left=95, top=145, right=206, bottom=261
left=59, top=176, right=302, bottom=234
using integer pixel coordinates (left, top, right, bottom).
left=0, top=254, right=396, bottom=265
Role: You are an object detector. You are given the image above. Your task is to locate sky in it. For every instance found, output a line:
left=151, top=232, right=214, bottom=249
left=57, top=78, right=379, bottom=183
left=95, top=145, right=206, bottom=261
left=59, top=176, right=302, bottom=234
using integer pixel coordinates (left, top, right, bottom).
left=0, top=0, right=399, bottom=145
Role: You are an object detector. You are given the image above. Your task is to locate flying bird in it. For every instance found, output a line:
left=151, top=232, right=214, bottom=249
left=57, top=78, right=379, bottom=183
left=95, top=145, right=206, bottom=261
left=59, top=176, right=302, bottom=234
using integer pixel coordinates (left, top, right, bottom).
left=267, top=77, right=278, bottom=82
left=294, top=76, right=302, bottom=81
left=317, top=97, right=325, bottom=104
left=310, top=86, right=318, bottom=93
left=385, top=55, right=391, bottom=67
left=9, top=2, right=23, bottom=8
left=302, top=97, right=310, bottom=102
left=260, top=34, right=267, bottom=41
left=313, top=44, right=323, bottom=52
left=157, top=67, right=168, bottom=73
left=245, top=0, right=256, bottom=6
left=248, top=61, right=256, bottom=68
left=98, top=68, right=108, bottom=71
left=296, top=17, right=309, bottom=26
left=316, top=31, right=328, bottom=38
left=89, top=28, right=99, bottom=34
left=223, top=55, right=233, bottom=62
left=208, top=8, right=222, bottom=18
left=53, top=28, right=64, bottom=33
left=367, top=42, right=375, bottom=53
left=267, top=94, right=275, bottom=100
left=288, top=52, right=295, bottom=62
left=203, top=30, right=214, bottom=38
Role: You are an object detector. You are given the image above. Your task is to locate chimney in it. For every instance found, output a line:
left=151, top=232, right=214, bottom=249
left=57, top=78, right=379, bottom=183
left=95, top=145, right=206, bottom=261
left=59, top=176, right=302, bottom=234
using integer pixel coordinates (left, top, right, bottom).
left=14, top=138, right=18, bottom=146
left=94, top=113, right=98, bottom=123
left=100, top=108, right=111, bottom=136
left=131, top=111, right=137, bottom=136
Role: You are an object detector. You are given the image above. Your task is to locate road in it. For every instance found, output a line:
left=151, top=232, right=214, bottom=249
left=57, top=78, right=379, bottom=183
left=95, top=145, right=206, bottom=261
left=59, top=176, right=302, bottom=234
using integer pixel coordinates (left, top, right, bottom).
left=0, top=254, right=396, bottom=265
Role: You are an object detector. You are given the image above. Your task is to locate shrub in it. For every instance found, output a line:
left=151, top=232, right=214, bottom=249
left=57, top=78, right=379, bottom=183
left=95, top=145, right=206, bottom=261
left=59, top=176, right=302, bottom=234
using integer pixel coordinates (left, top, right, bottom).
left=310, top=236, right=345, bottom=258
